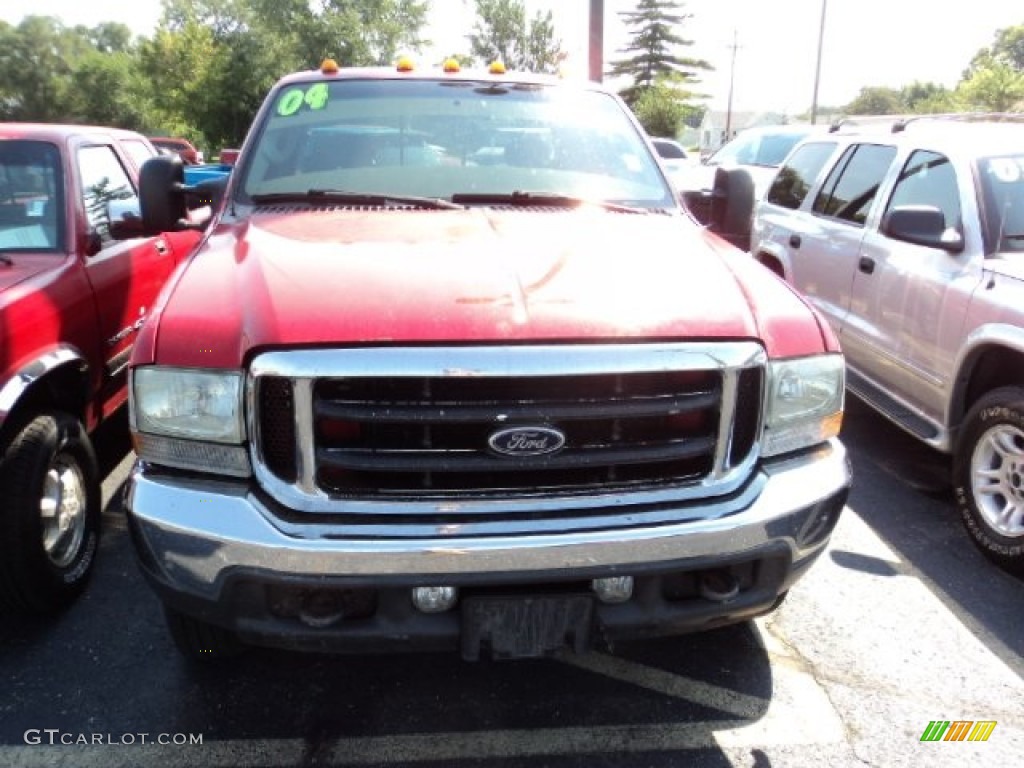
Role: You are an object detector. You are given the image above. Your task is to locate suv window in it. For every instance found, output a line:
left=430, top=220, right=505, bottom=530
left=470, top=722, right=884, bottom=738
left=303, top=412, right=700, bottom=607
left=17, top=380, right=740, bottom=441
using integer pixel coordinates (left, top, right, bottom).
left=977, top=154, right=1024, bottom=254
left=885, top=150, right=961, bottom=230
left=765, top=141, right=836, bottom=210
left=78, top=145, right=137, bottom=245
left=812, top=143, right=896, bottom=225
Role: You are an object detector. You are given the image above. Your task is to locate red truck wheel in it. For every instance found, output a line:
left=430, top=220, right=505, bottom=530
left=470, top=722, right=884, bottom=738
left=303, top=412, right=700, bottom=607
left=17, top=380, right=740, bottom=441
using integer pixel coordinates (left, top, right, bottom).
left=0, top=412, right=101, bottom=613
left=954, top=387, right=1024, bottom=575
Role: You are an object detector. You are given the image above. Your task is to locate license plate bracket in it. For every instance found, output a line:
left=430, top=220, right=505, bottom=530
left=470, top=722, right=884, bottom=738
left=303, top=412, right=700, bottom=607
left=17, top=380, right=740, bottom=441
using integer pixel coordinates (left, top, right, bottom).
left=460, top=594, right=594, bottom=661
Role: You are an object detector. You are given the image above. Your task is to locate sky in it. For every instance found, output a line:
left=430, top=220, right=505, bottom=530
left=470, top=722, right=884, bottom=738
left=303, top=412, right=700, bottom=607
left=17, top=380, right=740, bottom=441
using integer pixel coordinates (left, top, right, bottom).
left=2, top=0, right=1021, bottom=116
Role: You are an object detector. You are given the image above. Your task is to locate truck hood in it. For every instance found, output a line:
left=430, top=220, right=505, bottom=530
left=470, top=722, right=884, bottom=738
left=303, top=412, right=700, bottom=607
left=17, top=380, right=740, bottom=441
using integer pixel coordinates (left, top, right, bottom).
left=147, top=207, right=827, bottom=367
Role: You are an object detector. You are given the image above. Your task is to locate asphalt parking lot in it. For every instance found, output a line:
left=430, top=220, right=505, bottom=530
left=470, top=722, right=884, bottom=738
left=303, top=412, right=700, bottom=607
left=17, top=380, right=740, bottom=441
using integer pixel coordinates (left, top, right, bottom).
left=1, top=398, right=1022, bottom=767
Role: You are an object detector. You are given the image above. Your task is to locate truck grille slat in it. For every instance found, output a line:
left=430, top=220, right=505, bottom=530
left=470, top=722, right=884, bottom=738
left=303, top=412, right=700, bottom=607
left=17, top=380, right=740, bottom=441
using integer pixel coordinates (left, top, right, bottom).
left=317, top=436, right=716, bottom=473
left=314, top=391, right=718, bottom=424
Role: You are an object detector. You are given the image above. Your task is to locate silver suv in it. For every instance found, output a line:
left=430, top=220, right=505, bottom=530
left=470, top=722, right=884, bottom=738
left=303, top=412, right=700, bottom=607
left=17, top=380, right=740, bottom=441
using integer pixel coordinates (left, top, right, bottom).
left=751, top=115, right=1024, bottom=574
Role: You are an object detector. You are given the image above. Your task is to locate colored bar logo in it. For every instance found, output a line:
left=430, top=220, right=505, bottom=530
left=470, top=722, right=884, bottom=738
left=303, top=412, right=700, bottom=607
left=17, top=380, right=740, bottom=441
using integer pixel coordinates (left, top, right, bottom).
left=920, top=721, right=997, bottom=742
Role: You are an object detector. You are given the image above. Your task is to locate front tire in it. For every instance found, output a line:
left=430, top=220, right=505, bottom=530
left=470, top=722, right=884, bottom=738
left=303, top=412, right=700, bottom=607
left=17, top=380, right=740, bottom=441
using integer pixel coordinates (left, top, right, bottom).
left=0, top=412, right=101, bottom=612
left=953, top=387, right=1024, bottom=575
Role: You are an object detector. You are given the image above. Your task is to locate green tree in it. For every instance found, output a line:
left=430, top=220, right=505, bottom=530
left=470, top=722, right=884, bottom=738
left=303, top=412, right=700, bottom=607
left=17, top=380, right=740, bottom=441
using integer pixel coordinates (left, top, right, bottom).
left=139, top=20, right=219, bottom=144
left=468, top=0, right=565, bottom=74
left=956, top=61, right=1024, bottom=112
left=632, top=76, right=699, bottom=138
left=843, top=86, right=903, bottom=115
left=964, top=24, right=1024, bottom=77
left=80, top=21, right=136, bottom=54
left=0, top=17, right=76, bottom=121
left=607, top=0, right=711, bottom=106
left=66, top=48, right=152, bottom=129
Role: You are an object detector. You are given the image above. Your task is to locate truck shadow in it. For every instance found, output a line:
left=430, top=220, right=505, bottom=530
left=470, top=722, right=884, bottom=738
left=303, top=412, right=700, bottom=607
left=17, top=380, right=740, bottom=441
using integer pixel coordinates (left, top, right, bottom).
left=1, top=520, right=776, bottom=765
left=836, top=394, right=1024, bottom=676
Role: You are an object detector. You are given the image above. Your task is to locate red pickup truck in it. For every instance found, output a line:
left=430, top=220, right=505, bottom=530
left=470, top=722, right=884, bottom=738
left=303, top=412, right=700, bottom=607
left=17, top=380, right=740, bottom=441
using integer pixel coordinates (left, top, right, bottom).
left=128, top=61, right=851, bottom=661
left=0, top=124, right=198, bottom=613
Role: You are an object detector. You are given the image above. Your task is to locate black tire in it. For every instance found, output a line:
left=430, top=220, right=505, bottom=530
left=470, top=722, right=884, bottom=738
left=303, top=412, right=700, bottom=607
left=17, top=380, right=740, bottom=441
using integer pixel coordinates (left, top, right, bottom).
left=164, top=605, right=244, bottom=662
left=953, top=387, right=1024, bottom=575
left=0, top=411, right=101, bottom=613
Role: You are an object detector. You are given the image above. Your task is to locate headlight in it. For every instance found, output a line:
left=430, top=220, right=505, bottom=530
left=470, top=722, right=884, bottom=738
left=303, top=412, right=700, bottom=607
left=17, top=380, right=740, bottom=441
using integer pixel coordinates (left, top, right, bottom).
left=130, top=367, right=250, bottom=476
left=762, top=354, right=844, bottom=457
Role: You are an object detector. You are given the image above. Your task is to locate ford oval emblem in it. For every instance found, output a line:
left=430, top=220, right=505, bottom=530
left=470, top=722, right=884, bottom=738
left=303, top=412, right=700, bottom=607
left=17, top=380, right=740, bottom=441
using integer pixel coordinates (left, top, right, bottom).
left=488, top=426, right=566, bottom=457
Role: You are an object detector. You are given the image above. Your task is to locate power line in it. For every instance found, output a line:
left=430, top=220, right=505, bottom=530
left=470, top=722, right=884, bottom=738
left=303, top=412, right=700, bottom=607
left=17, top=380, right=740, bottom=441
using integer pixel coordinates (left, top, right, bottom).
left=724, top=28, right=741, bottom=138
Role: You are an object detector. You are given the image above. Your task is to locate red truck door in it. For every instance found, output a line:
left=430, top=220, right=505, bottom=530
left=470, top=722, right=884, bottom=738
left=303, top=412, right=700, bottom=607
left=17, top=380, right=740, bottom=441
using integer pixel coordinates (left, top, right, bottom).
left=73, top=142, right=179, bottom=418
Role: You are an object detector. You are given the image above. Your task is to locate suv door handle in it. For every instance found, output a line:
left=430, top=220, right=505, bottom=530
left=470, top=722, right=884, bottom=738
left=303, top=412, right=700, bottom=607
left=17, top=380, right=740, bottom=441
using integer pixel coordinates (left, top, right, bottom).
left=858, top=256, right=875, bottom=274
left=789, top=234, right=801, bottom=248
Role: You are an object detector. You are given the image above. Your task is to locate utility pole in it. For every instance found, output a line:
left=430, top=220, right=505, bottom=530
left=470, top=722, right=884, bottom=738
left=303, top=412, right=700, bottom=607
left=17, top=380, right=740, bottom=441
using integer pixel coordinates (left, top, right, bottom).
left=724, top=29, right=739, bottom=140
left=589, top=0, right=604, bottom=82
left=810, top=0, right=828, bottom=124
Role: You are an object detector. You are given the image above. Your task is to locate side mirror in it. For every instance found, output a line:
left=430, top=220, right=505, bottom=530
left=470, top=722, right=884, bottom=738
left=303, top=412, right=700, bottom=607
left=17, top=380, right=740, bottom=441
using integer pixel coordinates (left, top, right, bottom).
left=681, top=189, right=713, bottom=226
left=708, top=167, right=755, bottom=251
left=107, top=198, right=146, bottom=240
left=882, top=205, right=964, bottom=253
left=139, top=154, right=187, bottom=234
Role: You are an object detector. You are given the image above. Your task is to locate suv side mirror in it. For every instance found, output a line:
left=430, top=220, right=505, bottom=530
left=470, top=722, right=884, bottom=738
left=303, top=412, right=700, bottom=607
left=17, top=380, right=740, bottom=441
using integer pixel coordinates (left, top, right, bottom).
left=882, top=205, right=964, bottom=253
left=708, top=167, right=755, bottom=251
left=139, top=154, right=188, bottom=234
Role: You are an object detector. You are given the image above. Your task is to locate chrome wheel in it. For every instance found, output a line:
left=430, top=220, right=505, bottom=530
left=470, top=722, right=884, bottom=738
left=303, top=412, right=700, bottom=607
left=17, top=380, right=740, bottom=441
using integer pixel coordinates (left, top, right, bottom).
left=970, top=423, right=1024, bottom=538
left=39, top=455, right=88, bottom=568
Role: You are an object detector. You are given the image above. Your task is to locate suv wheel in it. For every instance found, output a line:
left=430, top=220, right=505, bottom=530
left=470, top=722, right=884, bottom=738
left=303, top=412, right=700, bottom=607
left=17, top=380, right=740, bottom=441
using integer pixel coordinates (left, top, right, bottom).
left=0, top=412, right=101, bottom=612
left=954, top=387, right=1024, bottom=574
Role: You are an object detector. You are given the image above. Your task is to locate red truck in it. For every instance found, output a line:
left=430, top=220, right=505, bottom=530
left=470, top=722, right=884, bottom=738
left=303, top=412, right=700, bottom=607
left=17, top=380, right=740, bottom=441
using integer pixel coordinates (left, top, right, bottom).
left=128, top=61, right=851, bottom=661
left=0, top=124, right=198, bottom=613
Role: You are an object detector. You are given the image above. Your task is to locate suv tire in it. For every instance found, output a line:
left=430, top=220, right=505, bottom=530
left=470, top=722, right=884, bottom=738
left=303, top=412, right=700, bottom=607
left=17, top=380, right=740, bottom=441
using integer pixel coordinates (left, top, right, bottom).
left=0, top=411, right=101, bottom=612
left=953, top=387, right=1024, bottom=574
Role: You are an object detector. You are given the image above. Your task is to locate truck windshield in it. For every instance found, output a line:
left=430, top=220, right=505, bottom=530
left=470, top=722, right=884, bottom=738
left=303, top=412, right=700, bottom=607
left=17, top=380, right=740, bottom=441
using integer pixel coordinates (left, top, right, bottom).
left=978, top=155, right=1024, bottom=254
left=0, top=141, right=63, bottom=253
left=238, top=78, right=675, bottom=210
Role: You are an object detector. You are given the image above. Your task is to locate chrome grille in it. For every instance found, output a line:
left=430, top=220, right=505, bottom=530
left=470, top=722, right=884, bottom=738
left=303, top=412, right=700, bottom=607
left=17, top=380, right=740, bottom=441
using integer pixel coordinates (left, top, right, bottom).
left=249, top=344, right=766, bottom=517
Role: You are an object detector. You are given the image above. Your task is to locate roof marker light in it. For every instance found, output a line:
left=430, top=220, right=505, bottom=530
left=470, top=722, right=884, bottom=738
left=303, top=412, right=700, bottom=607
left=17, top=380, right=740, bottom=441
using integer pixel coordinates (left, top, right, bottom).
left=488, top=60, right=506, bottom=75
left=396, top=56, right=415, bottom=73
left=443, top=58, right=461, bottom=73
left=320, top=58, right=339, bottom=74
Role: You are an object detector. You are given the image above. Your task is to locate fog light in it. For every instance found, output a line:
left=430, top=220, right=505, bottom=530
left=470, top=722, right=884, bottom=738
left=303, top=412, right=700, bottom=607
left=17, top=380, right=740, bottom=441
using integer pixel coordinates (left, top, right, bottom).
left=592, top=576, right=633, bottom=604
left=412, top=586, right=458, bottom=613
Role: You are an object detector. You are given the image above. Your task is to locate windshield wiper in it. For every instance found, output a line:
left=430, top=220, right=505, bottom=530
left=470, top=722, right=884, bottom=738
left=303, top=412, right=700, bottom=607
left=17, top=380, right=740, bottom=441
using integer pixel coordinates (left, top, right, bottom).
left=450, top=191, right=649, bottom=214
left=250, top=190, right=465, bottom=210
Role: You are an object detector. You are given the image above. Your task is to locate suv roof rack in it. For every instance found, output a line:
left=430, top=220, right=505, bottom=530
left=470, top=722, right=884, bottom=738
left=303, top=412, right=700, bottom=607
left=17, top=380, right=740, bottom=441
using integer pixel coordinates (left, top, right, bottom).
left=828, top=112, right=1024, bottom=135
left=890, top=112, right=1024, bottom=132
left=827, top=115, right=912, bottom=134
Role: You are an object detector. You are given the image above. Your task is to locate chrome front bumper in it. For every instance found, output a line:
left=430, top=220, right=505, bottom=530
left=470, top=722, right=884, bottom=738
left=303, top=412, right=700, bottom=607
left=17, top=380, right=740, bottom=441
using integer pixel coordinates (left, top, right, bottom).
left=126, top=440, right=850, bottom=603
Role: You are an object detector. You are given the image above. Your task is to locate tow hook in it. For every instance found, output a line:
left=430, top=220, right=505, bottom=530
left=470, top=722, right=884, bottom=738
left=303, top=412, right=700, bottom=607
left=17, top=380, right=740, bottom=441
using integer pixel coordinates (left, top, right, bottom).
left=699, top=569, right=740, bottom=602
